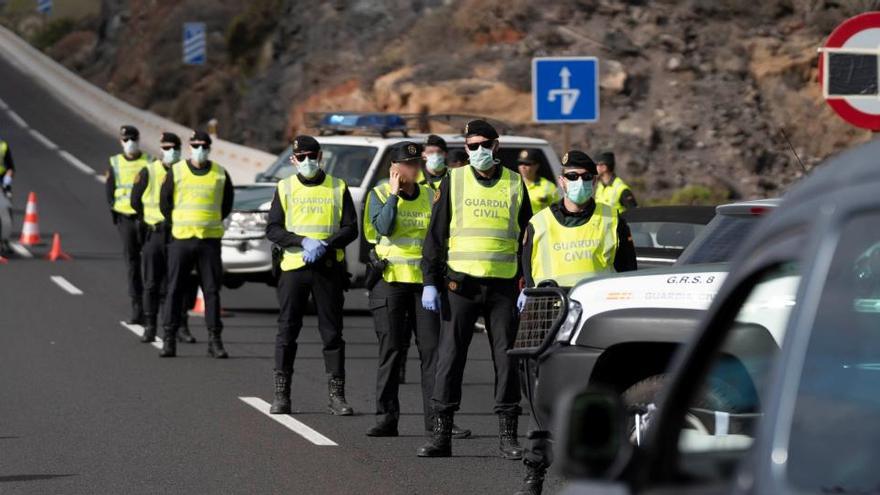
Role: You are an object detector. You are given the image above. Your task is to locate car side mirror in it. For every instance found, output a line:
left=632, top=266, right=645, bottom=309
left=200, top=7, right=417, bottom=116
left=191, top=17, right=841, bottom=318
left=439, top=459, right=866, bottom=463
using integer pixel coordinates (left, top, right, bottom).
left=556, top=387, right=633, bottom=481
left=254, top=172, right=265, bottom=182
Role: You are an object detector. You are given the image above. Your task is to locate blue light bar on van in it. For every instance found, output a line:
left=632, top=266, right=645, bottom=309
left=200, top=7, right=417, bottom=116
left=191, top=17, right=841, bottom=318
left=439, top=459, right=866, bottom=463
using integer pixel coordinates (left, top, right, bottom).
left=317, top=112, right=408, bottom=136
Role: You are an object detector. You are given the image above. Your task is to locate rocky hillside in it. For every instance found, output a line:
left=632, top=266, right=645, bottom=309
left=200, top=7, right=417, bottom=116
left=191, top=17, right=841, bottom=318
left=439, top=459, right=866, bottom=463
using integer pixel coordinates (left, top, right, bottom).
left=3, top=0, right=879, bottom=202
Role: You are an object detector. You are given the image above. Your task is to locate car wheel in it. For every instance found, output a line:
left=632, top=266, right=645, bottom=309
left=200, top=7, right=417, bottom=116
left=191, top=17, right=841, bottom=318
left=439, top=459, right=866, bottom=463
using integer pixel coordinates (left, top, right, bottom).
left=622, top=373, right=743, bottom=445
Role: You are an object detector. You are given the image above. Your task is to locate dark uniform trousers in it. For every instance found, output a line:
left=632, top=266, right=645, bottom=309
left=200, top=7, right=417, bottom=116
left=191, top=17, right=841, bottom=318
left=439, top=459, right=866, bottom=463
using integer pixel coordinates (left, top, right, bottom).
left=275, top=261, right=346, bottom=378
left=432, top=276, right=522, bottom=415
left=116, top=214, right=145, bottom=300
left=163, top=238, right=223, bottom=332
left=369, top=280, right=440, bottom=429
left=143, top=224, right=195, bottom=325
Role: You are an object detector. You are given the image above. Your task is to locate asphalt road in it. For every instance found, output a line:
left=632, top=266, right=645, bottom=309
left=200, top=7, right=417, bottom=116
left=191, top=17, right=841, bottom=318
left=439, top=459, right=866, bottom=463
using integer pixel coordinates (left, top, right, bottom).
left=0, top=55, right=559, bottom=494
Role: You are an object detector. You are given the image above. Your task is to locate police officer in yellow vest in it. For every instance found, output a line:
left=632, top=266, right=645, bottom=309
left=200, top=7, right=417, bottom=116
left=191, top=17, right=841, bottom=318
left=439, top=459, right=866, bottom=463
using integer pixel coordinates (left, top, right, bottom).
left=363, top=141, right=442, bottom=437
left=158, top=131, right=234, bottom=358
left=517, top=149, right=558, bottom=214
left=419, top=119, right=533, bottom=459
left=595, top=151, right=637, bottom=214
left=514, top=150, right=637, bottom=495
left=106, top=125, right=152, bottom=325
left=130, top=132, right=197, bottom=345
left=266, top=135, right=358, bottom=416
left=0, top=137, right=15, bottom=197
left=418, top=134, right=449, bottom=191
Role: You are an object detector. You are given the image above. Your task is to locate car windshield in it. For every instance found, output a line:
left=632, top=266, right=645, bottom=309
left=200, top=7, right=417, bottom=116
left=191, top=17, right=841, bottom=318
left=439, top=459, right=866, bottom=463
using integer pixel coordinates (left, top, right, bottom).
left=677, top=214, right=763, bottom=265
left=264, top=144, right=378, bottom=187
left=629, top=221, right=707, bottom=249
left=787, top=213, right=880, bottom=494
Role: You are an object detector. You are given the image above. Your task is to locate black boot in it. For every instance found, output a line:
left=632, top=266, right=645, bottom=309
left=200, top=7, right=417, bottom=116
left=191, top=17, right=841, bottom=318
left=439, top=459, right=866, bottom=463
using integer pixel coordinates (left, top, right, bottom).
left=177, top=323, right=197, bottom=344
left=417, top=413, right=452, bottom=457
left=269, top=370, right=292, bottom=414
left=141, top=314, right=157, bottom=343
left=127, top=299, right=145, bottom=325
left=366, top=416, right=398, bottom=437
left=513, top=460, right=546, bottom=495
left=499, top=414, right=524, bottom=460
left=159, top=328, right=176, bottom=357
left=452, top=423, right=472, bottom=439
left=207, top=329, right=228, bottom=359
left=327, top=376, right=353, bottom=415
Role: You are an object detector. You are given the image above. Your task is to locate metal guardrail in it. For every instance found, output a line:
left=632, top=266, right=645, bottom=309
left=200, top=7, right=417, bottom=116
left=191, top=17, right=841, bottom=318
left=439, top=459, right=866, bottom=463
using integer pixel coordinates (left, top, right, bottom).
left=0, top=25, right=277, bottom=185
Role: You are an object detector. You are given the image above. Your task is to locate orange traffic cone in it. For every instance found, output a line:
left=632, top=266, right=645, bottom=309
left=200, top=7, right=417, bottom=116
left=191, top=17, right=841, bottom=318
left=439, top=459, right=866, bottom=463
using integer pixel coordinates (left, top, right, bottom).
left=46, top=233, right=71, bottom=261
left=19, top=192, right=40, bottom=246
left=191, top=286, right=206, bottom=315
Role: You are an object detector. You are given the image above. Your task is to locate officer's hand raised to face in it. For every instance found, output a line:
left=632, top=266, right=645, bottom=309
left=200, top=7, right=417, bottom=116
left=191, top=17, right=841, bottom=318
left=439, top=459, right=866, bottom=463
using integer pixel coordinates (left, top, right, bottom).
left=389, top=165, right=402, bottom=195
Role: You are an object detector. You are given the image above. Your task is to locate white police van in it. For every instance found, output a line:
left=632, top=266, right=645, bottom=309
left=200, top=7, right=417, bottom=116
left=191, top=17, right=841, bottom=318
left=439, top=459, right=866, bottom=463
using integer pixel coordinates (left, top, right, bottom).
left=221, top=112, right=563, bottom=290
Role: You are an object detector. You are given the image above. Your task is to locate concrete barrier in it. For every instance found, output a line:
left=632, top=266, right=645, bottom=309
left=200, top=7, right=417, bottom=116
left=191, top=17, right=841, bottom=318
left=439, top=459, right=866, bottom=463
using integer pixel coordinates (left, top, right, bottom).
left=0, top=25, right=278, bottom=184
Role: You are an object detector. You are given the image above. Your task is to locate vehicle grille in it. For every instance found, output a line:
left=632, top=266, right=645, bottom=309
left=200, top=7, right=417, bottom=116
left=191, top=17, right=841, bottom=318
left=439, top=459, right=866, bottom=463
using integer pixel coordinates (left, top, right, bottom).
left=512, top=289, right=566, bottom=355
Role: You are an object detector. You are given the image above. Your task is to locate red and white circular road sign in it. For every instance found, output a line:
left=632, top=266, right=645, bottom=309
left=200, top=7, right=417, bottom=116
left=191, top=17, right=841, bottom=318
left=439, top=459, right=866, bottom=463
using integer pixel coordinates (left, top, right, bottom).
left=819, top=12, right=880, bottom=130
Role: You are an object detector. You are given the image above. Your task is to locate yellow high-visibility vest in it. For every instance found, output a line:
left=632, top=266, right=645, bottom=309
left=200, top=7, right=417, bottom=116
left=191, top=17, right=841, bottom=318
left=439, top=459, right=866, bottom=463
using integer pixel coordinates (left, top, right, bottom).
left=367, top=182, right=432, bottom=283
left=170, top=160, right=226, bottom=239
left=142, top=160, right=168, bottom=226
left=278, top=173, right=346, bottom=271
left=596, top=176, right=632, bottom=214
left=111, top=153, right=152, bottom=215
left=525, top=176, right=559, bottom=214
left=529, top=203, right=619, bottom=287
left=0, top=141, right=8, bottom=176
left=448, top=166, right=523, bottom=279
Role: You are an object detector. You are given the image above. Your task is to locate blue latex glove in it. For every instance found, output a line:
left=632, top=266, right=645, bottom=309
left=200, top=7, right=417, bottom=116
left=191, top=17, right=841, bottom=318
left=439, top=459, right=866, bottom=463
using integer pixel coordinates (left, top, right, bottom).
left=1, top=175, right=11, bottom=188
left=301, top=237, right=322, bottom=264
left=422, top=285, right=441, bottom=313
left=314, top=240, right=328, bottom=260
left=517, top=290, right=528, bottom=313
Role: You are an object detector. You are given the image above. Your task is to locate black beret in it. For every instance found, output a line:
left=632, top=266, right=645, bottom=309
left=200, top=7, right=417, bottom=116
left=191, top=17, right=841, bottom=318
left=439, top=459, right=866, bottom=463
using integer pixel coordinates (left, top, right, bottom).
left=448, top=149, right=468, bottom=164
left=517, top=149, right=541, bottom=165
left=391, top=141, right=423, bottom=163
left=120, top=125, right=139, bottom=139
left=596, top=151, right=616, bottom=169
left=464, top=119, right=499, bottom=140
left=160, top=131, right=181, bottom=148
left=561, top=150, right=597, bottom=174
left=190, top=130, right=212, bottom=146
left=425, top=134, right=448, bottom=152
left=292, top=135, right=320, bottom=153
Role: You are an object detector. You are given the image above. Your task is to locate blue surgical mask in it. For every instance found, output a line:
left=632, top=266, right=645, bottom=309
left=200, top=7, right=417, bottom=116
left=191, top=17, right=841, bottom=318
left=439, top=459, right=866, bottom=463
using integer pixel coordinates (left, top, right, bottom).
left=467, top=145, right=495, bottom=171
left=297, top=157, right=319, bottom=179
left=162, top=148, right=181, bottom=165
left=425, top=153, right=446, bottom=174
left=565, top=178, right=593, bottom=205
left=191, top=146, right=210, bottom=163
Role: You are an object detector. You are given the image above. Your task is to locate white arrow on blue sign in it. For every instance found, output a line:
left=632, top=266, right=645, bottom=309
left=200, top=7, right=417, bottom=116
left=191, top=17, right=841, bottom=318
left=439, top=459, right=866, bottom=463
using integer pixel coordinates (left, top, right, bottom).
left=183, top=22, right=206, bottom=65
left=36, top=0, right=52, bottom=14
left=532, top=57, right=599, bottom=123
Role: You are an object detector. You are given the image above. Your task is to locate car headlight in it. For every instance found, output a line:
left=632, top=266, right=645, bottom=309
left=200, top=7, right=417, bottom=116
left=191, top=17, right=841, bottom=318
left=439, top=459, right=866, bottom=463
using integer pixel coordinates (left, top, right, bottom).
left=555, top=299, right=583, bottom=343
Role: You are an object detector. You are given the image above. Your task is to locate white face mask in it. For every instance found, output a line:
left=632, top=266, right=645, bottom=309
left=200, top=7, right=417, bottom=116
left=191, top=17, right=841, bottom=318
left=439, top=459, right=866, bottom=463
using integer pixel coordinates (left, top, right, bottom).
left=191, top=146, right=210, bottom=163
left=425, top=153, right=447, bottom=174
left=162, top=148, right=181, bottom=165
left=123, top=140, right=139, bottom=155
left=296, top=157, right=320, bottom=179
left=467, top=144, right=495, bottom=171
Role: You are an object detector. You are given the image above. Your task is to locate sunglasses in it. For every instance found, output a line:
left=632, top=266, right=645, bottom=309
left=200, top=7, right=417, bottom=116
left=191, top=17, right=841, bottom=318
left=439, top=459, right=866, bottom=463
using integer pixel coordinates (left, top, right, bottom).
left=121, top=137, right=138, bottom=142
left=563, top=171, right=595, bottom=182
left=160, top=145, right=179, bottom=151
left=191, top=144, right=210, bottom=150
left=291, top=152, right=318, bottom=161
left=465, top=140, right=496, bottom=151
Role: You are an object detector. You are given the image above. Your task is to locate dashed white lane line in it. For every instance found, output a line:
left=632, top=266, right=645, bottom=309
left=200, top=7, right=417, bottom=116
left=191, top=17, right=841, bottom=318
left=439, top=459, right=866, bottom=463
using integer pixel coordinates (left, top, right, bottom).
left=94, top=174, right=107, bottom=183
left=50, top=275, right=83, bottom=295
left=8, top=241, right=32, bottom=258
left=28, top=128, right=58, bottom=150
left=239, top=397, right=338, bottom=446
left=7, top=110, right=27, bottom=128
left=59, top=150, right=96, bottom=175
left=120, top=321, right=162, bottom=349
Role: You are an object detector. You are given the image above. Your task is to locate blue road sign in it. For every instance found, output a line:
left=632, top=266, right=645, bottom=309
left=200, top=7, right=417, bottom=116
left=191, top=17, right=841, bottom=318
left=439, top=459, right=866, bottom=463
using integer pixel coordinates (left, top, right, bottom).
left=36, top=0, right=52, bottom=14
left=532, top=57, right=599, bottom=123
left=183, top=22, right=206, bottom=65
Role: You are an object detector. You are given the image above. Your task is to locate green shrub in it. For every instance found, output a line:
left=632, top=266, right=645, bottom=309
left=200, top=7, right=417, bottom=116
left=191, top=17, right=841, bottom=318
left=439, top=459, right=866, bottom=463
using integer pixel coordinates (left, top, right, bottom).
left=31, top=17, right=75, bottom=51
left=647, top=185, right=731, bottom=206
left=225, top=0, right=281, bottom=67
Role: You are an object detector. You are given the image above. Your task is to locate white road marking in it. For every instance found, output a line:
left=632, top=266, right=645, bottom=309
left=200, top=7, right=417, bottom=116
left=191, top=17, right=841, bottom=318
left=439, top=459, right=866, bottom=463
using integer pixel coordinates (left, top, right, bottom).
left=0, top=98, right=7, bottom=110
left=58, top=150, right=96, bottom=175
left=120, top=321, right=162, bottom=349
left=29, top=128, right=58, bottom=150
left=8, top=241, right=32, bottom=258
left=50, top=276, right=83, bottom=295
left=94, top=174, right=107, bottom=183
left=239, top=397, right=338, bottom=446
left=7, top=110, right=27, bottom=128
